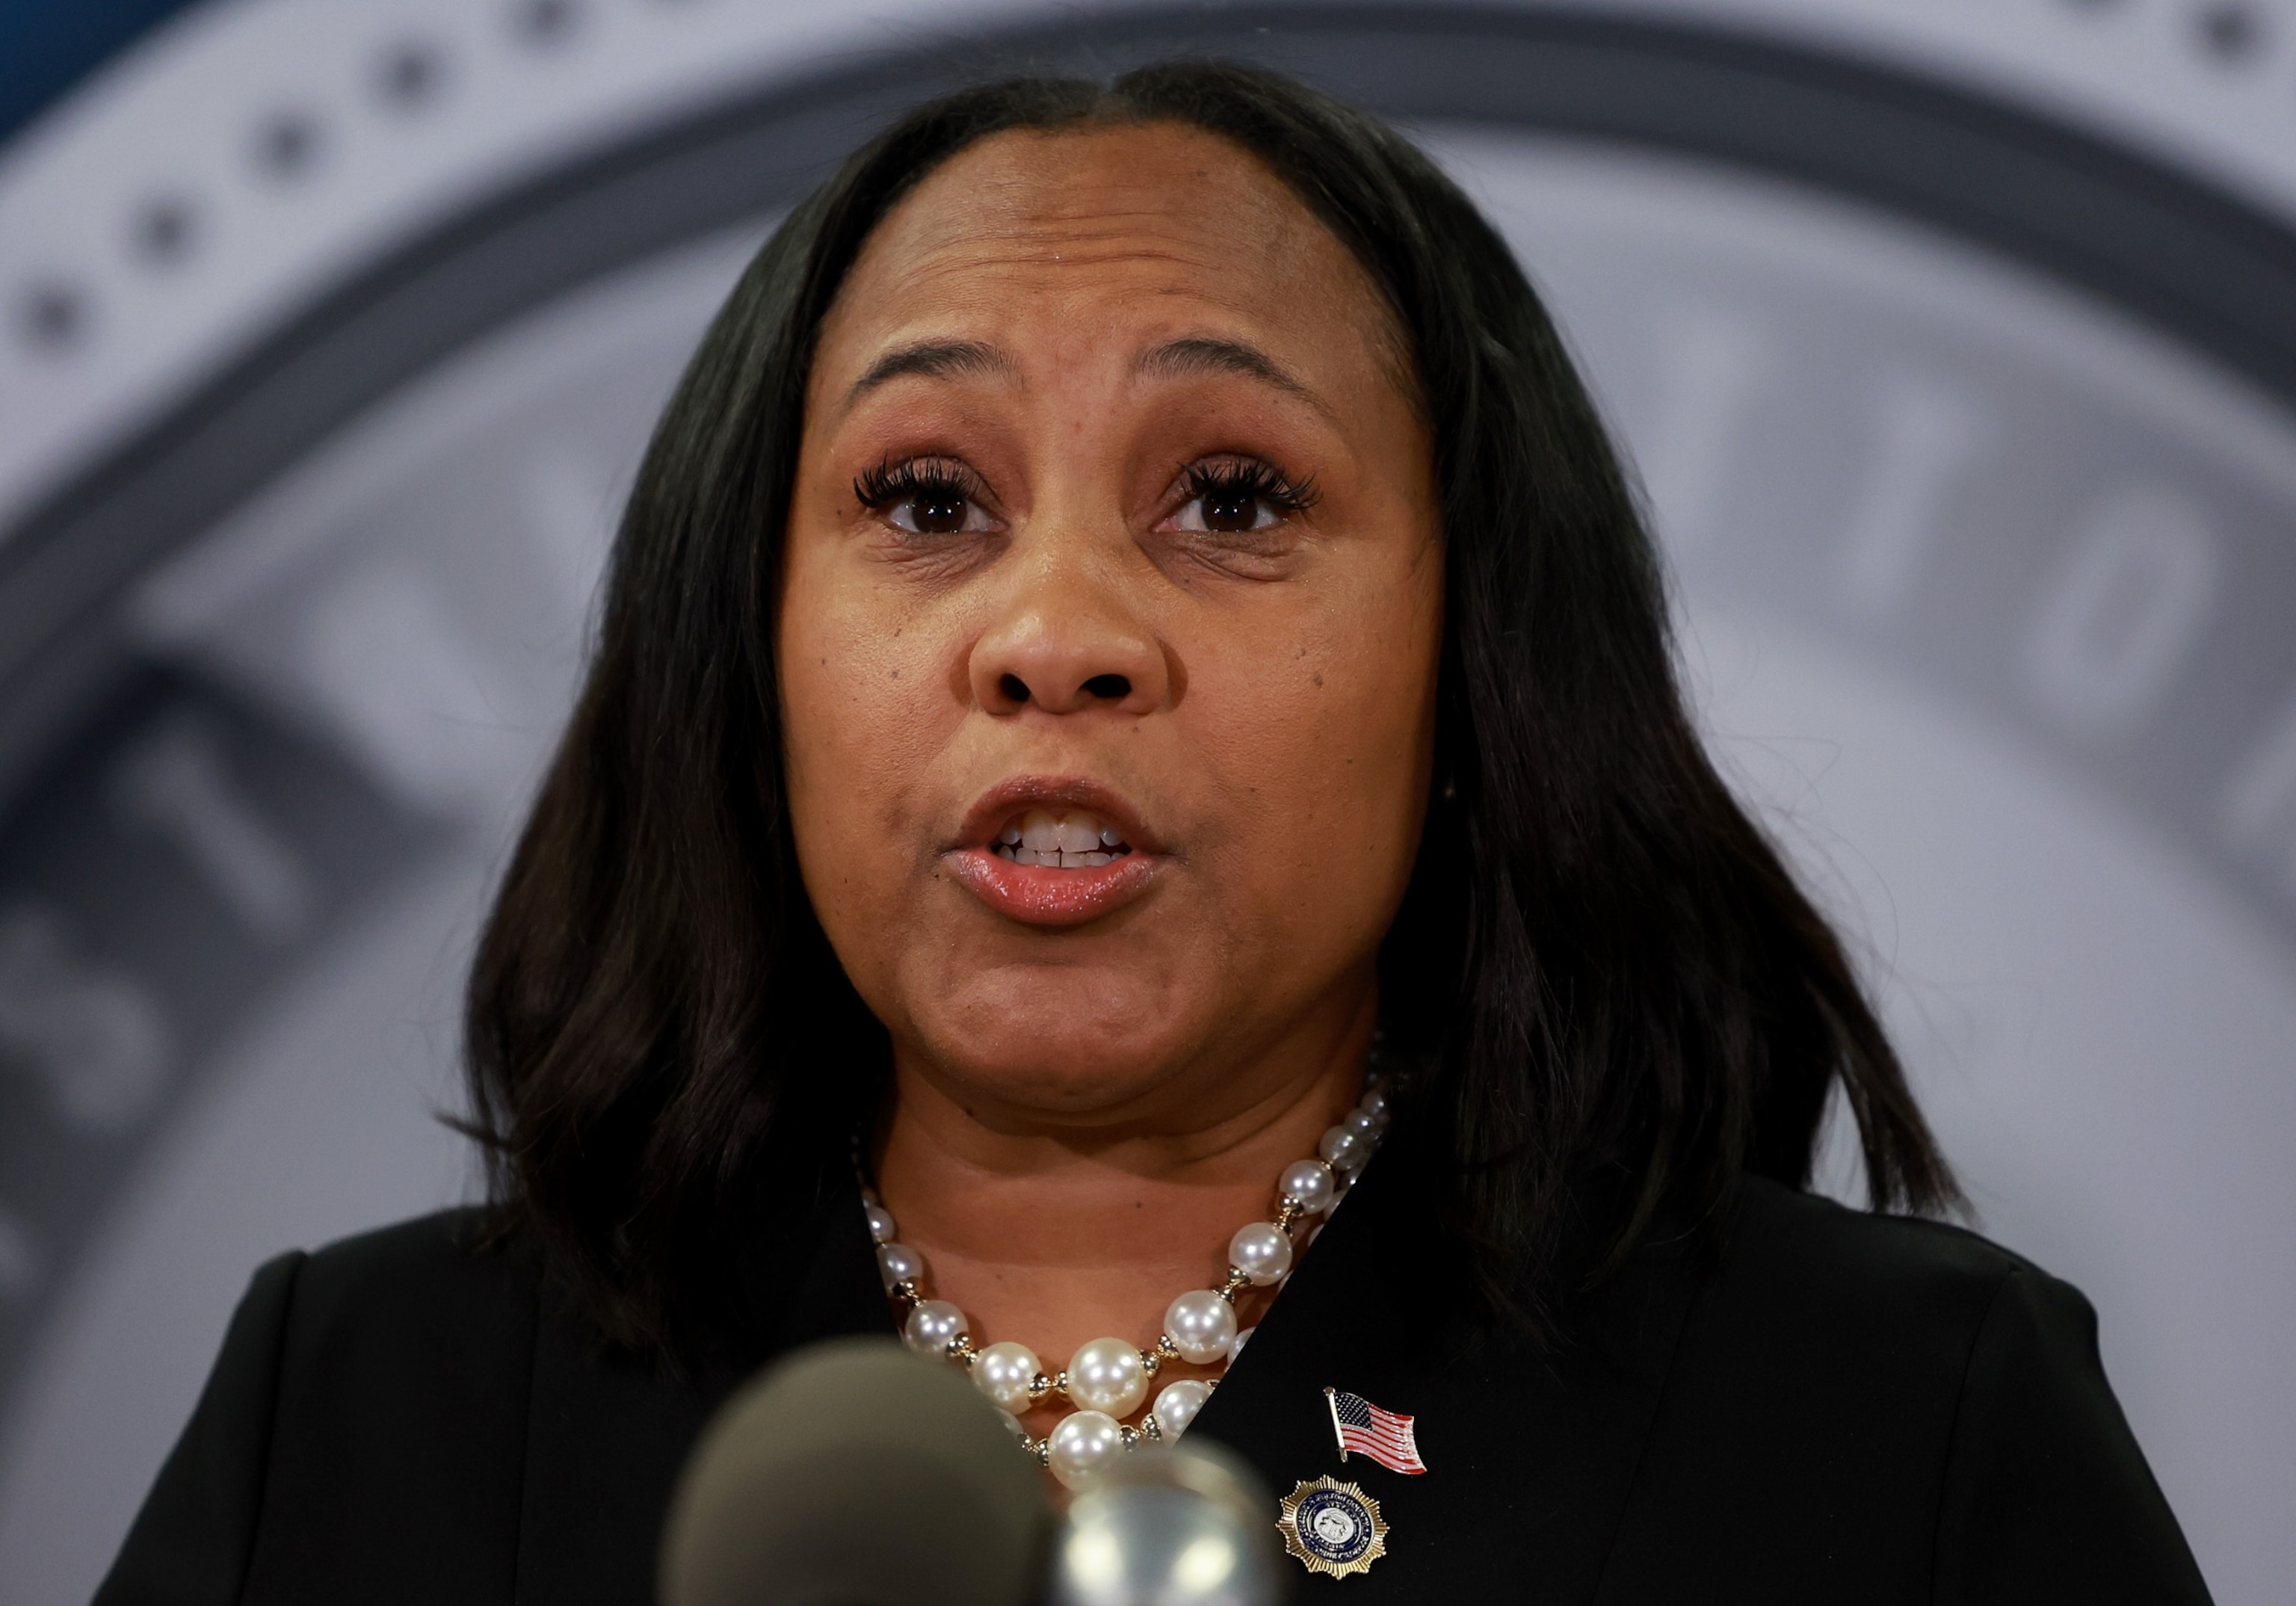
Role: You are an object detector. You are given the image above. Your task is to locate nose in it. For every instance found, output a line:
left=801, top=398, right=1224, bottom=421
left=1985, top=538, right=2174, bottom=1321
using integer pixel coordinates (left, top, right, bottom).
left=968, top=559, right=1170, bottom=717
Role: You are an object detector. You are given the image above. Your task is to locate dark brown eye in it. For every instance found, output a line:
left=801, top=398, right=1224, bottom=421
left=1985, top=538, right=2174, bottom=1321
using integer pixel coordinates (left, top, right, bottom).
left=854, top=458, right=991, bottom=537
left=1200, top=485, right=1263, bottom=532
left=1168, top=460, right=1316, bottom=538
left=906, top=491, right=970, bottom=534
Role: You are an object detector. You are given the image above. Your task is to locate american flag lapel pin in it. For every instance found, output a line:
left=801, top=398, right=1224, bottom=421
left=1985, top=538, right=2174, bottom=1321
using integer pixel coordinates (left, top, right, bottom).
left=1324, top=1386, right=1429, bottom=1475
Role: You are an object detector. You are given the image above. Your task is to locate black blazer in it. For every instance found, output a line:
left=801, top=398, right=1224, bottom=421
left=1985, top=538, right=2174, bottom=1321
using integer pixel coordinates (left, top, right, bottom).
left=96, top=1132, right=2211, bottom=1605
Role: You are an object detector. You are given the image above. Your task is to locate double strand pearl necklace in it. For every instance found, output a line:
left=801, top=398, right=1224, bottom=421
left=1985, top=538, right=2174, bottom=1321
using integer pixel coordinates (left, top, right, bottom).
left=862, top=1079, right=1390, bottom=1489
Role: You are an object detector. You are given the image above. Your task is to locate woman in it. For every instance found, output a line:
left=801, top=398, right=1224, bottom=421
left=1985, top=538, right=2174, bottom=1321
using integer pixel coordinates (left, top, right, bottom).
left=99, top=63, right=2208, bottom=1604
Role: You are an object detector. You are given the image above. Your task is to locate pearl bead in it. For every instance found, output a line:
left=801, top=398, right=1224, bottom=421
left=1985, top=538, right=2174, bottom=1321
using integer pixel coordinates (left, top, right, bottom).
left=971, top=1341, right=1041, bottom=1413
left=903, top=1299, right=966, bottom=1359
left=875, top=1242, right=922, bottom=1292
left=1228, top=1222, right=1292, bottom=1286
left=863, top=1199, right=897, bottom=1244
left=1343, top=1108, right=1380, bottom=1139
left=1065, top=1337, right=1148, bottom=1417
left=996, top=1409, right=1028, bottom=1442
left=1153, top=1379, right=1212, bottom=1440
left=1047, top=1410, right=1125, bottom=1489
left=1228, top=1325, right=1256, bottom=1365
left=1318, top=1125, right=1368, bottom=1174
left=1163, top=1289, right=1239, bottom=1365
left=1360, top=1086, right=1389, bottom=1120
left=1279, top=1158, right=1336, bottom=1214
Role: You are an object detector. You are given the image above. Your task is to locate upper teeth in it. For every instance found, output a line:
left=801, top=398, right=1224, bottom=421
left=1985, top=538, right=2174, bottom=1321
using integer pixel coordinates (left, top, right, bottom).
left=996, top=809, right=1129, bottom=867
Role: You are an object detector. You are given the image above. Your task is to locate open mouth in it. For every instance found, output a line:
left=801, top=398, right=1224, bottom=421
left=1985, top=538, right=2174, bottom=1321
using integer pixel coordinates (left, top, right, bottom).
left=948, top=782, right=1162, bottom=926
left=992, top=808, right=1135, bottom=869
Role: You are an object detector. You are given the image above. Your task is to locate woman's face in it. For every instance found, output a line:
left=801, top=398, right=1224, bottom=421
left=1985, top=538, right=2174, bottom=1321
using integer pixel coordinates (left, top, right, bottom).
left=780, top=123, right=1442, bottom=1125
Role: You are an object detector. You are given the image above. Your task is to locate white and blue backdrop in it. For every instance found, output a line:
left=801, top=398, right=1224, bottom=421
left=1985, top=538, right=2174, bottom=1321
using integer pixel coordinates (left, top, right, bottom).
left=1, top=2, right=2294, bottom=1600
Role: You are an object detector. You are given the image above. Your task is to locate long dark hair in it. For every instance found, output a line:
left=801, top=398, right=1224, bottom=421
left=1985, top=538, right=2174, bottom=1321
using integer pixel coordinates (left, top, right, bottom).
left=465, top=61, right=1955, bottom=1356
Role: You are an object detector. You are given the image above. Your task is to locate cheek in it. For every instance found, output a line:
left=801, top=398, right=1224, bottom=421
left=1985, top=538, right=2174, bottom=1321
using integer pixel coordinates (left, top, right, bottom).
left=777, top=557, right=957, bottom=895
left=1189, top=561, right=1440, bottom=929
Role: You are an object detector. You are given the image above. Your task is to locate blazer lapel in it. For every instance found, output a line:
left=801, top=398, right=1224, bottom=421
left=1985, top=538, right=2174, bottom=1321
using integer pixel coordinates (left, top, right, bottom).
left=1191, top=1140, right=1694, bottom=1602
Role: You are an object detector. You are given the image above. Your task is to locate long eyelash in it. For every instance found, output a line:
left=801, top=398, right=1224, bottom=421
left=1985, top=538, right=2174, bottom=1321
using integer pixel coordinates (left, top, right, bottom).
left=854, top=456, right=978, bottom=510
left=1182, top=459, right=1320, bottom=513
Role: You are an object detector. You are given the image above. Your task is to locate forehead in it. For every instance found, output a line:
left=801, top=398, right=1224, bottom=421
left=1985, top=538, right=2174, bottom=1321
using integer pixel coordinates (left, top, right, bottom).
left=820, top=122, right=1402, bottom=370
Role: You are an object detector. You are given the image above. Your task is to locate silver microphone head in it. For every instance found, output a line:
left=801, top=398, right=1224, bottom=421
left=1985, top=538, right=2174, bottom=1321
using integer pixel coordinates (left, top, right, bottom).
left=660, top=1337, right=1050, bottom=1606
left=1046, top=1442, right=1286, bottom=1606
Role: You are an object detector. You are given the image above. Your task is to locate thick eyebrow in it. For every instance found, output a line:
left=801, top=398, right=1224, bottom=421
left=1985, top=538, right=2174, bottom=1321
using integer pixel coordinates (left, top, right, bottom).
left=845, top=339, right=1018, bottom=405
left=1133, top=336, right=1331, bottom=418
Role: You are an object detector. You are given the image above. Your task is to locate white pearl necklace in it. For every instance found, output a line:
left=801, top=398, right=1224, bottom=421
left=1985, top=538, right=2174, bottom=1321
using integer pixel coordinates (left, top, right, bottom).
left=863, top=1081, right=1390, bottom=1489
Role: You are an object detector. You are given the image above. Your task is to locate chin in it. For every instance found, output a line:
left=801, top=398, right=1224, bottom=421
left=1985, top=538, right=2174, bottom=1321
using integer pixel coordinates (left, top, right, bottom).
left=922, top=975, right=1202, bottom=1117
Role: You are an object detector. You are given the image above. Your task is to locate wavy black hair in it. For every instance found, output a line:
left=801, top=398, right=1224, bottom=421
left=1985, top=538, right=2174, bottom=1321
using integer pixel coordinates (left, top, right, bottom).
left=464, top=60, right=1955, bottom=1357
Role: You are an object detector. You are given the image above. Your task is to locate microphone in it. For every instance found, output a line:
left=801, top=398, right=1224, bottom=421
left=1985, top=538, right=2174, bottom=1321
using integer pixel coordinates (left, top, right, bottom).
left=1045, top=1442, right=1285, bottom=1606
left=660, top=1337, right=1286, bottom=1606
left=659, top=1337, right=1047, bottom=1606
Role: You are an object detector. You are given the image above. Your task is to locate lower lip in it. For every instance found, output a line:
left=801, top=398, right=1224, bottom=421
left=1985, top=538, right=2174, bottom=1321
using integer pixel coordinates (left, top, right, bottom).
left=944, top=846, right=1164, bottom=927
